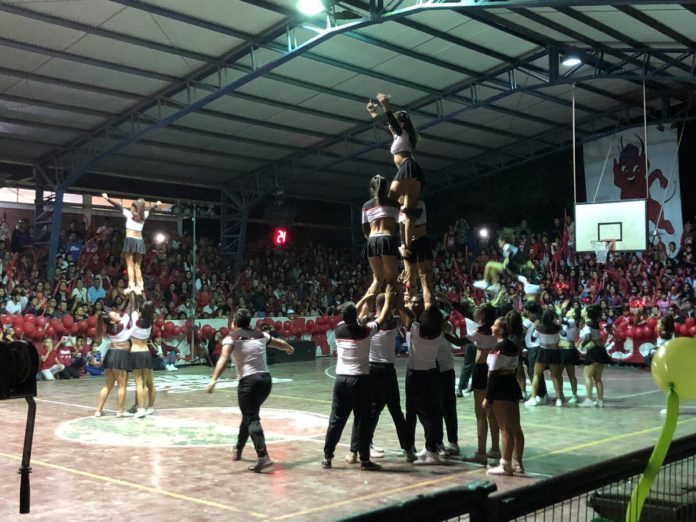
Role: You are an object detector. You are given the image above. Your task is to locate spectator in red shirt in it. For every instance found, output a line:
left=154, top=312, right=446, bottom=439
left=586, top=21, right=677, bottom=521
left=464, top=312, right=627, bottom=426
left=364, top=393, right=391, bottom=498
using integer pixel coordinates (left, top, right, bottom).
left=39, top=337, right=65, bottom=381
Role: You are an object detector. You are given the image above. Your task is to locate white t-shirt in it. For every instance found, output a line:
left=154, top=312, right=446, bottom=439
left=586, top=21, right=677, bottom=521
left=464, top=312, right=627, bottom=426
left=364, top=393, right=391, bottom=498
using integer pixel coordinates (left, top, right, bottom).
left=223, top=330, right=271, bottom=379
left=369, top=324, right=398, bottom=364
left=407, top=322, right=440, bottom=371
left=123, top=208, right=150, bottom=233
left=335, top=321, right=379, bottom=375
left=436, top=340, right=455, bottom=372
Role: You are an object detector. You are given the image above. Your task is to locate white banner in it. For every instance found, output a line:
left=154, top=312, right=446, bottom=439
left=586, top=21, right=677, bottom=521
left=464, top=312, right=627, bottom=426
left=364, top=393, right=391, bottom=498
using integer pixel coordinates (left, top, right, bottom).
left=583, top=125, right=683, bottom=249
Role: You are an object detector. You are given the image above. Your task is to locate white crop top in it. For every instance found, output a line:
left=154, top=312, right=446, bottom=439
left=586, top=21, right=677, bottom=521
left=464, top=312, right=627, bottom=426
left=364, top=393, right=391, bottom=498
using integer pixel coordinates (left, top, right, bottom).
left=487, top=339, right=520, bottom=371
left=123, top=208, right=150, bottom=233
left=398, top=200, right=427, bottom=227
left=466, top=330, right=498, bottom=351
left=362, top=198, right=400, bottom=224
left=580, top=325, right=603, bottom=344
left=390, top=132, right=412, bottom=155
left=561, top=319, right=578, bottom=344
left=108, top=312, right=136, bottom=344
left=536, top=330, right=560, bottom=348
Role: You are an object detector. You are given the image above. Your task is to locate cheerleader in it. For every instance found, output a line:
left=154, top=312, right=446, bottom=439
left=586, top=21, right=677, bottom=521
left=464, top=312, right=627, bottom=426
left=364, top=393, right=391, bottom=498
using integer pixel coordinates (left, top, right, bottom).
left=361, top=175, right=400, bottom=306
left=94, top=307, right=138, bottom=417
left=366, top=94, right=422, bottom=256
left=474, top=229, right=536, bottom=294
left=560, top=308, right=581, bottom=405
left=460, top=305, right=500, bottom=464
left=526, top=310, right=565, bottom=407
left=129, top=301, right=156, bottom=418
left=398, top=200, right=434, bottom=306
left=484, top=311, right=525, bottom=476
left=579, top=305, right=612, bottom=407
left=102, top=193, right=160, bottom=294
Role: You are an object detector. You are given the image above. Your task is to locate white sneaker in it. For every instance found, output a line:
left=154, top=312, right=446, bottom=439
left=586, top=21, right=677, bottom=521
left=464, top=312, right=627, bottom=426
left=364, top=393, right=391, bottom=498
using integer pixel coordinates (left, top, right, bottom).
left=165, top=365, right=173, bottom=371
left=116, top=411, right=133, bottom=418
left=486, top=460, right=513, bottom=476
left=416, top=447, right=428, bottom=460
left=370, top=446, right=384, bottom=459
left=371, top=444, right=384, bottom=453
left=580, top=399, right=594, bottom=407
left=517, top=275, right=528, bottom=284
left=556, top=399, right=564, bottom=407
left=345, top=452, right=358, bottom=464
left=170, top=365, right=178, bottom=371
left=525, top=397, right=539, bottom=407
left=94, top=410, right=102, bottom=417
left=596, top=400, right=604, bottom=408
left=414, top=451, right=440, bottom=465
left=568, top=396, right=578, bottom=405
left=473, top=280, right=489, bottom=290
left=135, top=409, right=147, bottom=418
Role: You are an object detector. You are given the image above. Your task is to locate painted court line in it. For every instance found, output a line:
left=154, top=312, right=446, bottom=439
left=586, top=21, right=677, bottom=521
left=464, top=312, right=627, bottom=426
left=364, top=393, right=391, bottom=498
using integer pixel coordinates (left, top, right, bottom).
left=0, top=452, right=267, bottom=519
left=274, top=416, right=696, bottom=520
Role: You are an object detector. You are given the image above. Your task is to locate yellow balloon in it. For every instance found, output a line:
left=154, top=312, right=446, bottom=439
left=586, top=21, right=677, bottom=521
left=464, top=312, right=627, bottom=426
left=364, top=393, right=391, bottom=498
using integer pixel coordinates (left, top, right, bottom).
left=651, top=337, right=696, bottom=400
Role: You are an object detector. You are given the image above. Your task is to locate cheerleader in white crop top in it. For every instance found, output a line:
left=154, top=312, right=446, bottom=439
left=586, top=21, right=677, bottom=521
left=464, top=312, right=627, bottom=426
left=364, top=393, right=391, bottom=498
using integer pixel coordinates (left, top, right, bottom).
left=128, top=302, right=156, bottom=418
left=399, top=200, right=434, bottom=307
left=485, top=313, right=525, bottom=476
left=366, top=93, right=423, bottom=256
left=361, top=175, right=401, bottom=311
left=579, top=305, right=611, bottom=408
left=95, top=307, right=138, bottom=417
left=102, top=193, right=161, bottom=295
left=560, top=309, right=581, bottom=404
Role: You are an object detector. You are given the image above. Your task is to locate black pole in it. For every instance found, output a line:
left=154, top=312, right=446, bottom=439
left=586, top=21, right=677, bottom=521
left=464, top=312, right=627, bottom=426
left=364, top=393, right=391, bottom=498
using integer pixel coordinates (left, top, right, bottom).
left=19, top=396, right=36, bottom=514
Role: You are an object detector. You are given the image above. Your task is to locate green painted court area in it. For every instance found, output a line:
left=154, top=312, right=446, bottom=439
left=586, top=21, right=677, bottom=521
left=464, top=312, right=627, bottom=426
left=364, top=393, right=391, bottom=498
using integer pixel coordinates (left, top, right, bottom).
left=2, top=359, right=696, bottom=521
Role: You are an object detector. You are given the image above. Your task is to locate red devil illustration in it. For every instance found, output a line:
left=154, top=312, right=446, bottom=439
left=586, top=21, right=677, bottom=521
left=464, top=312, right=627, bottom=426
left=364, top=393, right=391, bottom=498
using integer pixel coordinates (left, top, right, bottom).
left=613, top=135, right=674, bottom=234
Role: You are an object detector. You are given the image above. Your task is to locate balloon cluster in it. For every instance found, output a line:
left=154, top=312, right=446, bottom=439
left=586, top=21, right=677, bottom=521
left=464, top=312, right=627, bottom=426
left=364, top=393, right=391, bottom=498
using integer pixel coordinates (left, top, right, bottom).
left=252, top=316, right=340, bottom=338
left=1, top=314, right=97, bottom=341
left=612, top=317, right=659, bottom=343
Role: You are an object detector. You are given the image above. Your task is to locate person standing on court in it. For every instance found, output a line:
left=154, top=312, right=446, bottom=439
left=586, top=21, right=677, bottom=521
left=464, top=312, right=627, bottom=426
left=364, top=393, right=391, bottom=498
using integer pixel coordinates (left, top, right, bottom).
left=322, top=291, right=395, bottom=471
left=207, top=308, right=295, bottom=473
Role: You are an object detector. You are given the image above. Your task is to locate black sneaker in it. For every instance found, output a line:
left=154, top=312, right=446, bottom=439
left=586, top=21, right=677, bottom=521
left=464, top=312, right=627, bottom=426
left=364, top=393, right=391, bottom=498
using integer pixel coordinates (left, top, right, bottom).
left=321, top=458, right=332, bottom=469
left=360, top=461, right=382, bottom=471
left=248, top=455, right=273, bottom=473
left=455, top=389, right=464, bottom=398
left=127, top=404, right=138, bottom=414
left=232, top=448, right=242, bottom=461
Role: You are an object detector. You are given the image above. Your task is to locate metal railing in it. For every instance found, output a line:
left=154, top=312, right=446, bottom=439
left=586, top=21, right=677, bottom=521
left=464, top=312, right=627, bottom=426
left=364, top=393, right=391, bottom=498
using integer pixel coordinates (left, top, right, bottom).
left=338, top=433, right=696, bottom=522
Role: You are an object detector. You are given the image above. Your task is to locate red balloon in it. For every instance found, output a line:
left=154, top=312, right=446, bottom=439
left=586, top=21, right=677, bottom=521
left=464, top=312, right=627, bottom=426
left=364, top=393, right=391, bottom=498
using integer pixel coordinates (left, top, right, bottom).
left=646, top=317, right=658, bottom=329
left=87, top=327, right=97, bottom=338
left=626, top=326, right=635, bottom=338
left=45, top=326, right=56, bottom=337
left=79, top=320, right=88, bottom=332
left=0, top=315, right=11, bottom=325
left=184, top=319, right=193, bottom=329
left=330, top=317, right=340, bottom=329
left=292, top=327, right=302, bottom=337
left=155, top=317, right=165, bottom=328
left=70, top=324, right=80, bottom=335
left=163, top=330, right=175, bottom=340
left=282, top=321, right=292, bottom=331
left=273, top=321, right=282, bottom=331
left=24, top=314, right=36, bottom=323
left=641, top=326, right=652, bottom=338
left=306, top=323, right=316, bottom=334
left=201, top=324, right=214, bottom=339
left=613, top=329, right=625, bottom=342
left=164, top=322, right=176, bottom=333
left=35, top=316, right=47, bottom=328
left=220, top=327, right=229, bottom=337
left=14, top=326, right=24, bottom=338
left=173, top=327, right=181, bottom=336
left=63, top=314, right=74, bottom=328
left=689, top=326, right=696, bottom=337
left=23, top=322, right=35, bottom=337
left=686, top=317, right=696, bottom=328
left=152, top=327, right=161, bottom=338
left=87, top=315, right=97, bottom=328
left=33, top=330, right=44, bottom=341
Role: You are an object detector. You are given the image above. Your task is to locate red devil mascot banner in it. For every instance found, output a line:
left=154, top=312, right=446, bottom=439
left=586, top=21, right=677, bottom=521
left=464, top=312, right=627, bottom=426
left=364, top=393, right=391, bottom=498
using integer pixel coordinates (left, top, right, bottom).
left=583, top=125, right=683, bottom=250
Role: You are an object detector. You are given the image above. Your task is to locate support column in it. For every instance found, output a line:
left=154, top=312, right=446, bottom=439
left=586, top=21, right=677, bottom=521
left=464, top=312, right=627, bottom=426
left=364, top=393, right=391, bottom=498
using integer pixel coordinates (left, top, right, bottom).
left=47, top=189, right=64, bottom=285
left=236, top=206, right=248, bottom=273
left=220, top=190, right=249, bottom=274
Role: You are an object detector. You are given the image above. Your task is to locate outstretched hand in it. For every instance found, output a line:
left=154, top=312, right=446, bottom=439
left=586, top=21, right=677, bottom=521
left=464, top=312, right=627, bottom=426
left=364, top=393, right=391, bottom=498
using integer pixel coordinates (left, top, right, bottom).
left=376, top=92, right=391, bottom=104
left=101, top=193, right=108, bottom=199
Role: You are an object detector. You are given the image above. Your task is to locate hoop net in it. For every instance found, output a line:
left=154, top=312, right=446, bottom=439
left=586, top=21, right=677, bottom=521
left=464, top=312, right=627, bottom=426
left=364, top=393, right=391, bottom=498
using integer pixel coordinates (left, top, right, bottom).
left=592, top=240, right=615, bottom=264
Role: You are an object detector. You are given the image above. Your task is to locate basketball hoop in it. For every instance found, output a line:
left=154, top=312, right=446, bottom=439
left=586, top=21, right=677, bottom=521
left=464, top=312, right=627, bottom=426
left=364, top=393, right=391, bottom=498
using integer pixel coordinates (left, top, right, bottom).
left=592, top=240, right=616, bottom=264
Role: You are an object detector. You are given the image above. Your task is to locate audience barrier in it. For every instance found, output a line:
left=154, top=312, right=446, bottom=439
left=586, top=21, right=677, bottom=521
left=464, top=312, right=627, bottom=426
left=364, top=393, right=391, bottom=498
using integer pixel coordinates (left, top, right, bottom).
left=337, top=433, right=696, bottom=522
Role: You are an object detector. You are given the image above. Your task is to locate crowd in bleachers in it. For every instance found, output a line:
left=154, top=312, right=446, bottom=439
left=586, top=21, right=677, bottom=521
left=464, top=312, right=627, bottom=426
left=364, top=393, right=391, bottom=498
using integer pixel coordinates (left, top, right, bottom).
left=2, top=212, right=696, bottom=378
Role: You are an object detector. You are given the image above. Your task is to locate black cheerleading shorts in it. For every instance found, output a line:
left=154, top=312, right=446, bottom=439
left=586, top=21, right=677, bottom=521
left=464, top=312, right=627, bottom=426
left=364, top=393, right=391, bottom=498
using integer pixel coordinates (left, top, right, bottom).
left=537, top=348, right=563, bottom=365
left=403, top=236, right=433, bottom=264
left=470, top=363, right=488, bottom=390
left=129, top=351, right=153, bottom=370
left=103, top=348, right=130, bottom=371
left=393, top=157, right=425, bottom=185
left=123, top=237, right=146, bottom=255
left=585, top=345, right=613, bottom=365
left=560, top=347, right=580, bottom=365
left=486, top=373, right=523, bottom=402
left=366, top=234, right=399, bottom=258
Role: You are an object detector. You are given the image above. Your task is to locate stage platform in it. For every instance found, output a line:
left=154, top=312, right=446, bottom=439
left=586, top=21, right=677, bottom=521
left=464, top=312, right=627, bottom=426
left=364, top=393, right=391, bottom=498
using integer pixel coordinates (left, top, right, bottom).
left=1, top=359, right=695, bottom=521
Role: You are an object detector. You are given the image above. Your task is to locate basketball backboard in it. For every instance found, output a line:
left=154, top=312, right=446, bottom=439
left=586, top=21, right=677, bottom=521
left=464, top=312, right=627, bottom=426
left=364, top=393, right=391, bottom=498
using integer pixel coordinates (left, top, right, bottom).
left=574, top=199, right=647, bottom=252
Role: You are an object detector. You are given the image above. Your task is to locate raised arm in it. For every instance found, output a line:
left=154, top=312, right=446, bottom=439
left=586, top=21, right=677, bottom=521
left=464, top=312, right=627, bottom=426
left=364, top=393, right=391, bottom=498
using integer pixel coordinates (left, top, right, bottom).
left=146, top=200, right=162, bottom=212
left=377, top=93, right=402, bottom=136
left=101, top=193, right=123, bottom=211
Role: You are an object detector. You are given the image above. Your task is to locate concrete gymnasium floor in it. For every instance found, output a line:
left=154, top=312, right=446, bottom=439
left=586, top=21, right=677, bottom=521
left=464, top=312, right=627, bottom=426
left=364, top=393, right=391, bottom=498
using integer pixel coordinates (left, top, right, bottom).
left=2, top=359, right=695, bottom=521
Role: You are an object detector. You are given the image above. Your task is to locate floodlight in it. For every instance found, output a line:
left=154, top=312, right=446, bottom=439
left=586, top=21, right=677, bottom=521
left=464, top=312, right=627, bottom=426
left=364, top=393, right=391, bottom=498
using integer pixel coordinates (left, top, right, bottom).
left=561, top=55, right=582, bottom=67
left=479, top=228, right=489, bottom=239
left=297, top=0, right=325, bottom=16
